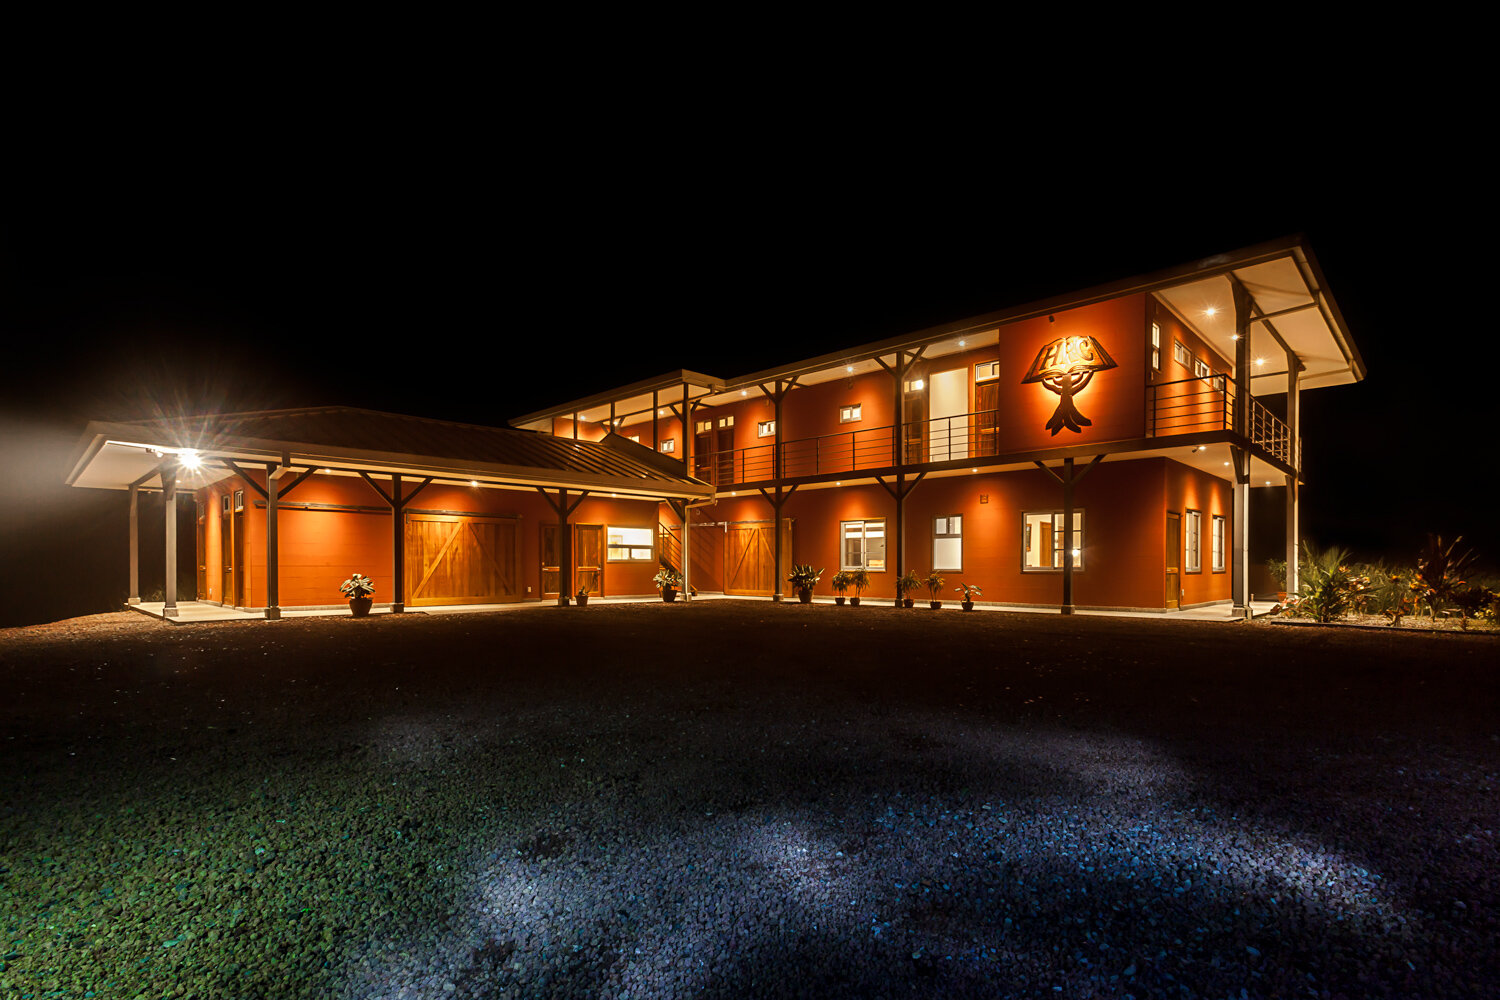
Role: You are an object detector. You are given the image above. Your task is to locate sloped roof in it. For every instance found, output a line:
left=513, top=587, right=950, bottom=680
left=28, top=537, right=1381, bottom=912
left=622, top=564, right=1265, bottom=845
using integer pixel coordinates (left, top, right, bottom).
left=66, top=406, right=713, bottom=498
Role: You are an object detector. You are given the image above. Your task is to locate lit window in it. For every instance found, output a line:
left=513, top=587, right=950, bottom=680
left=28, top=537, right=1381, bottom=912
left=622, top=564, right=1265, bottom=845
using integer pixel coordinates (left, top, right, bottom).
left=841, top=519, right=886, bottom=571
left=607, top=526, right=655, bottom=562
left=659, top=438, right=676, bottom=454
left=974, top=361, right=1000, bottom=383
left=1212, top=515, right=1226, bottom=572
left=757, top=420, right=775, bottom=438
left=905, top=378, right=925, bottom=392
left=933, top=514, right=962, bottom=572
left=627, top=435, right=640, bottom=443
left=695, top=420, right=713, bottom=433
left=1022, top=510, right=1083, bottom=571
left=1151, top=322, right=1161, bottom=371
left=839, top=404, right=862, bottom=423
left=1184, top=510, right=1202, bottom=573
left=1174, top=341, right=1192, bottom=368
left=221, top=494, right=230, bottom=513
left=718, top=415, right=735, bottom=428
left=1194, top=359, right=1213, bottom=385
left=233, top=490, right=245, bottom=512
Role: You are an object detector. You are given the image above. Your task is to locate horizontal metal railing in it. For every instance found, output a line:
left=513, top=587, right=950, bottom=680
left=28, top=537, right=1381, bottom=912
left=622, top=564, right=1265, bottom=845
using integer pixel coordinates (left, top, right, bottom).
left=685, top=379, right=1299, bottom=488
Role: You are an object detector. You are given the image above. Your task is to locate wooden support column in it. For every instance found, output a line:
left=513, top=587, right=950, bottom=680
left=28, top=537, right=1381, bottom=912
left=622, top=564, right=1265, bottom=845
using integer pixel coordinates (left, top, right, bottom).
left=652, top=390, right=659, bottom=451
left=875, top=348, right=927, bottom=603
left=1232, top=277, right=1253, bottom=439
left=537, top=487, right=588, bottom=605
left=264, top=461, right=281, bottom=619
left=681, top=501, right=692, bottom=601
left=359, top=471, right=432, bottom=613
left=757, top=377, right=800, bottom=601
left=1231, top=446, right=1251, bottom=618
left=1035, top=455, right=1103, bottom=615
left=756, top=485, right=799, bottom=601
left=875, top=472, right=926, bottom=605
left=127, top=484, right=141, bottom=604
left=161, top=467, right=179, bottom=617
left=1285, top=353, right=1302, bottom=596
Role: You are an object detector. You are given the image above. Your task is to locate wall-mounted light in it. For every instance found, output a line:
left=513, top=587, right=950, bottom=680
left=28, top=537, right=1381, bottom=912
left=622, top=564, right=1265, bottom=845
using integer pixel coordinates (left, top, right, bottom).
left=1231, top=334, right=1241, bottom=341
left=469, top=480, right=478, bottom=487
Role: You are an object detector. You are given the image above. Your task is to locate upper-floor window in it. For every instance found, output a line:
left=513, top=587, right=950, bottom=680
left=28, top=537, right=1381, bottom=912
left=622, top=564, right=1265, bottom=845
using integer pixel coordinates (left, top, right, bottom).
left=695, top=420, right=713, bottom=434
left=1194, top=358, right=1213, bottom=384
left=718, top=415, right=735, bottom=428
left=1174, top=341, right=1192, bottom=368
left=659, top=438, right=676, bottom=454
left=904, top=377, right=925, bottom=392
left=975, top=361, right=1000, bottom=383
left=757, top=420, right=775, bottom=437
left=1151, top=322, right=1161, bottom=371
left=627, top=434, right=640, bottom=443
left=839, top=404, right=862, bottom=423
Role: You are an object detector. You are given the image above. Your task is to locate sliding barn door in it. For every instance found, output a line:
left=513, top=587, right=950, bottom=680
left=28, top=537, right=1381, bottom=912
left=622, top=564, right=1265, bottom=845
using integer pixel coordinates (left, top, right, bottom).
left=406, top=514, right=520, bottom=606
left=723, top=520, right=793, bottom=596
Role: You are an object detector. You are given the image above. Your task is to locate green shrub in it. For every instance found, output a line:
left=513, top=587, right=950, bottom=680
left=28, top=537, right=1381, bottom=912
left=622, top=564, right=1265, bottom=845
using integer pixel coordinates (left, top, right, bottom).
left=1284, top=541, right=1369, bottom=623
left=1412, top=535, right=1477, bottom=622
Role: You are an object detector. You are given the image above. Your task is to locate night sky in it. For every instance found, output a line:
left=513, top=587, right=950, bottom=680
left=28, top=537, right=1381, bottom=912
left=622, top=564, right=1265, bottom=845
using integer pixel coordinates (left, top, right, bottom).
left=1, top=86, right=1486, bottom=626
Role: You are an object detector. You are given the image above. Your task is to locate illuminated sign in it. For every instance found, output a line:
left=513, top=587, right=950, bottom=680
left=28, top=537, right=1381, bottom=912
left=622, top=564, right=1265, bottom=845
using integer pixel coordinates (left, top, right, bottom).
left=1022, top=335, right=1118, bottom=435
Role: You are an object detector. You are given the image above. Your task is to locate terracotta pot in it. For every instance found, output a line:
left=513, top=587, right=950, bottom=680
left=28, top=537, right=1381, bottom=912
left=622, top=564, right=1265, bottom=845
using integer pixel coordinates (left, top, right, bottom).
left=662, top=588, right=677, bottom=603
left=798, top=588, right=812, bottom=604
left=835, top=596, right=845, bottom=605
left=576, top=595, right=589, bottom=606
left=850, top=596, right=860, bottom=606
left=349, top=596, right=373, bottom=618
left=962, top=600, right=974, bottom=612
left=929, top=600, right=942, bottom=610
left=902, top=598, right=914, bottom=608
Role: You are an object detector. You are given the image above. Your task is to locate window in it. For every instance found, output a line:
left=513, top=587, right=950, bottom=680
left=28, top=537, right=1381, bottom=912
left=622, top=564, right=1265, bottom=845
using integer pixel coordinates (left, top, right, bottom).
left=933, top=514, right=962, bottom=572
left=221, top=494, right=230, bottom=513
left=974, top=360, right=1000, bottom=382
left=718, top=415, right=735, bottom=428
left=1212, top=515, right=1226, bottom=572
left=1194, top=358, right=1213, bottom=384
left=695, top=420, right=712, bottom=434
left=659, top=438, right=676, bottom=454
left=1151, top=322, right=1161, bottom=371
left=1211, top=373, right=1227, bottom=394
left=841, top=519, right=886, bottom=571
left=1022, top=510, right=1083, bottom=570
left=607, top=526, right=655, bottom=562
left=1174, top=340, right=1192, bottom=368
left=1184, top=510, right=1202, bottom=573
left=627, top=434, right=640, bottom=443
left=233, top=490, right=245, bottom=512
left=757, top=420, right=775, bottom=437
left=905, top=377, right=925, bottom=392
left=839, top=404, right=862, bottom=423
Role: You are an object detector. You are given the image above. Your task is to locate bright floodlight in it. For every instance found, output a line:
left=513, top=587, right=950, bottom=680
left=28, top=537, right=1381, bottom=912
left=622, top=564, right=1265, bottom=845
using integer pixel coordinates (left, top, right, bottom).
left=179, top=450, right=202, bottom=470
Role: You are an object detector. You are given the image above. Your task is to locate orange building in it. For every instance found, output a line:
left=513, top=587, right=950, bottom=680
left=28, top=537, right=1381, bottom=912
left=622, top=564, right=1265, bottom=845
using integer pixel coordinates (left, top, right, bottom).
left=66, top=237, right=1361, bottom=618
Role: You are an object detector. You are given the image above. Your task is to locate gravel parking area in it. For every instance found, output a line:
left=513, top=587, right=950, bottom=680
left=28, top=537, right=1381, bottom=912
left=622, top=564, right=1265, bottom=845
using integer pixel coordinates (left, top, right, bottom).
left=2, top=603, right=1496, bottom=999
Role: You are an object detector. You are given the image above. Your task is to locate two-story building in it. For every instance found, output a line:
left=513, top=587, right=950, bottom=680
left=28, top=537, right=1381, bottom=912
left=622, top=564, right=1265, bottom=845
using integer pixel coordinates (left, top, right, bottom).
left=67, top=236, right=1360, bottom=619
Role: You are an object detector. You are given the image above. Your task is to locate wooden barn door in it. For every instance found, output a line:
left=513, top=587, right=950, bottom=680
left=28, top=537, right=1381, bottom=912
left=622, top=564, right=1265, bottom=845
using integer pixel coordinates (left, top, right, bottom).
left=1165, top=512, right=1181, bottom=610
left=723, top=519, right=793, bottom=596
left=541, top=523, right=605, bottom=598
left=406, top=514, right=520, bottom=606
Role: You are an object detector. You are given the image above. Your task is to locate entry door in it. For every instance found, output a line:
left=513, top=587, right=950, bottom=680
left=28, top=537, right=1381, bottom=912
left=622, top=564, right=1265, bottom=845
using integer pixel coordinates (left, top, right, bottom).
left=903, top=380, right=926, bottom=463
left=973, top=381, right=999, bottom=457
left=715, top=427, right=734, bottom=485
left=724, top=520, right=793, bottom=596
left=1165, top=512, right=1181, bottom=609
left=541, top=523, right=605, bottom=598
left=929, top=368, right=969, bottom=462
left=220, top=509, right=233, bottom=603
left=407, top=514, right=520, bottom=606
left=196, top=507, right=206, bottom=599
left=694, top=426, right=714, bottom=483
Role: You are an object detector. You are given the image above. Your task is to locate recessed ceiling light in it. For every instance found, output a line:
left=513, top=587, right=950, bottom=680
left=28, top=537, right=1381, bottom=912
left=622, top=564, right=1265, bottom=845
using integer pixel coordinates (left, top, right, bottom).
left=1255, top=357, right=1266, bottom=367
left=958, top=339, right=966, bottom=347
left=846, top=365, right=854, bottom=373
left=469, top=480, right=478, bottom=487
left=1205, top=307, right=1218, bottom=318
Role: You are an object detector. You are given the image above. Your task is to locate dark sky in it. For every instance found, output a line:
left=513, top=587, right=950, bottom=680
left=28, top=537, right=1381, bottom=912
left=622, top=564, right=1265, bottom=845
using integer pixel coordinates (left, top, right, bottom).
left=0, top=80, right=1488, bottom=623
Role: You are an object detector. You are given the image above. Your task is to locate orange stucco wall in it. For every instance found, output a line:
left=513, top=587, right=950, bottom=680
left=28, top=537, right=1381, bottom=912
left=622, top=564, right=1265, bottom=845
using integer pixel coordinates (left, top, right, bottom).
left=694, top=456, right=1230, bottom=610
left=194, top=472, right=671, bottom=608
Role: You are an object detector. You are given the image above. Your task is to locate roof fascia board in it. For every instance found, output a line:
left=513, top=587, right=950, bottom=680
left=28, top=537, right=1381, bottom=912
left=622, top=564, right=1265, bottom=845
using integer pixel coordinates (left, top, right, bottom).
left=1290, top=243, right=1366, bottom=382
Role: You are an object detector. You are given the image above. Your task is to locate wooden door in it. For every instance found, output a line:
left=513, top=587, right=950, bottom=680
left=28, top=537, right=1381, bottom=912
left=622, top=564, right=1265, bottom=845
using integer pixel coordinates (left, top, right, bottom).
left=231, top=509, right=245, bottom=606
left=1165, top=512, right=1181, bottom=609
left=694, top=428, right=714, bottom=482
left=406, top=514, right=520, bottom=606
left=974, top=382, right=999, bottom=456
left=219, top=509, right=233, bottom=603
left=715, top=427, right=734, bottom=485
left=903, top=382, right=926, bottom=463
left=196, top=506, right=206, bottom=599
left=724, top=520, right=793, bottom=596
left=541, top=523, right=605, bottom=598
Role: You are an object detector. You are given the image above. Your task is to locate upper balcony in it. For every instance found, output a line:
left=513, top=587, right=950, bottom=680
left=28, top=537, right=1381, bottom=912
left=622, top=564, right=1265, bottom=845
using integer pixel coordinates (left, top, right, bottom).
left=691, top=372, right=1296, bottom=489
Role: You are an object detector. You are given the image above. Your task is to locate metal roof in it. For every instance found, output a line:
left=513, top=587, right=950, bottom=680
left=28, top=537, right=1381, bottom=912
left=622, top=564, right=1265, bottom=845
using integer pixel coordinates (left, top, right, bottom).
left=66, top=406, right=713, bottom=499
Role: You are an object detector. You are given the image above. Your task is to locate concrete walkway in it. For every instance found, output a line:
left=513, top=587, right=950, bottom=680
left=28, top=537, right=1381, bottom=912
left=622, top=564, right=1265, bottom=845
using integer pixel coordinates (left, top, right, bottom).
left=128, top=595, right=1277, bottom=624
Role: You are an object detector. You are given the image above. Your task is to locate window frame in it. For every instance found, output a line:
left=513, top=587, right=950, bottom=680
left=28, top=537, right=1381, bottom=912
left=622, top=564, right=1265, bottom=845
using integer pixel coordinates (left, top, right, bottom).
left=757, top=420, right=775, bottom=438
left=1021, top=509, right=1084, bottom=572
left=1211, top=514, right=1226, bottom=573
left=1151, top=322, right=1161, bottom=371
left=839, top=404, right=862, bottom=424
left=659, top=438, right=676, bottom=454
left=1173, top=340, right=1192, bottom=369
left=932, top=513, right=963, bottom=573
left=606, top=525, right=656, bottom=563
left=840, top=518, right=887, bottom=572
left=1184, top=509, right=1202, bottom=574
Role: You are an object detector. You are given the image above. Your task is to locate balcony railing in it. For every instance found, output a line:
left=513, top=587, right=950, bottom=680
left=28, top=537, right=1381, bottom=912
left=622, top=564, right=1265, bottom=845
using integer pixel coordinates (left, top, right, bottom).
left=686, top=378, right=1298, bottom=489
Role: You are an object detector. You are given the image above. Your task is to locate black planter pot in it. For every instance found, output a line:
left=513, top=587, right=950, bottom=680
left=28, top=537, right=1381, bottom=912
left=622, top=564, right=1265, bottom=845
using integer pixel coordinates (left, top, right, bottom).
left=835, top=596, right=845, bottom=605
left=929, top=600, right=942, bottom=610
left=349, top=597, right=373, bottom=618
left=850, top=596, right=861, bottom=606
left=798, top=589, right=812, bottom=604
left=902, top=598, right=914, bottom=608
left=576, top=595, right=589, bottom=606
left=662, top=588, right=677, bottom=603
left=962, top=600, right=974, bottom=612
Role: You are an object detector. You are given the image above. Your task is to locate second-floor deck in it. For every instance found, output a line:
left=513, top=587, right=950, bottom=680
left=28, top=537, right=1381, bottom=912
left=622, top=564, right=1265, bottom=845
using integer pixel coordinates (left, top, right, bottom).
left=691, top=376, right=1296, bottom=488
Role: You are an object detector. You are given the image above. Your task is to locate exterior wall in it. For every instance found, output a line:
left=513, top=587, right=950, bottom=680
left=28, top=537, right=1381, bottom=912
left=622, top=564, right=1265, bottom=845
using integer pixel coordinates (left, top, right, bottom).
left=194, top=472, right=669, bottom=607
left=690, top=456, right=1231, bottom=610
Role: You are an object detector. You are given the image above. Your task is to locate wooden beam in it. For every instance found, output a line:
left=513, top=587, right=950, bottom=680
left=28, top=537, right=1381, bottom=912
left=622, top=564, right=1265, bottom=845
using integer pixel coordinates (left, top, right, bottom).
left=127, top=484, right=140, bottom=605
left=222, top=459, right=269, bottom=499
left=264, top=462, right=281, bottom=619
left=161, top=466, right=178, bottom=618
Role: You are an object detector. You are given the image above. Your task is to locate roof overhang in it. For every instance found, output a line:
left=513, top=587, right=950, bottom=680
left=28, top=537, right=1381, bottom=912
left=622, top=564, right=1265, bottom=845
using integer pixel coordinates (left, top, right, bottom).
left=66, top=419, right=715, bottom=501
left=508, top=369, right=725, bottom=432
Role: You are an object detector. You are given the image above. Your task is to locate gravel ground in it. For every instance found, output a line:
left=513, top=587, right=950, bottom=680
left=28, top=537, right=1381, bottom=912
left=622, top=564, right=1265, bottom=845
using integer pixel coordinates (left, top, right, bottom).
left=1, top=602, right=1496, bottom=999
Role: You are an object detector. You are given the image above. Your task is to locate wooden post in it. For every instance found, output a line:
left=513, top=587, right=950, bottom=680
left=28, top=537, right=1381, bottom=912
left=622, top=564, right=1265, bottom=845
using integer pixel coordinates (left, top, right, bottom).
left=1060, top=457, right=1075, bottom=615
left=127, top=484, right=141, bottom=605
left=161, top=467, right=178, bottom=618
left=652, top=390, right=659, bottom=452
left=265, top=462, right=281, bottom=620
left=391, top=474, right=405, bottom=613
left=1231, top=446, right=1250, bottom=618
left=682, top=502, right=692, bottom=601
left=558, top=488, right=571, bottom=606
left=1285, top=354, right=1301, bottom=596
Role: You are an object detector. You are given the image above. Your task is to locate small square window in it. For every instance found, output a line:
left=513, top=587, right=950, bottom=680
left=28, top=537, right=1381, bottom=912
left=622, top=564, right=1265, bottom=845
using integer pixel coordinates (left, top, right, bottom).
left=233, top=490, right=245, bottom=512
left=627, top=435, right=640, bottom=443
left=660, top=438, right=676, bottom=454
left=718, top=415, right=735, bottom=428
left=1174, top=341, right=1192, bottom=368
left=839, top=404, right=862, bottom=423
left=974, top=361, right=1000, bottom=383
left=757, top=420, right=775, bottom=438
left=695, top=420, right=712, bottom=434
left=221, top=494, right=230, bottom=513
left=1194, top=359, right=1212, bottom=384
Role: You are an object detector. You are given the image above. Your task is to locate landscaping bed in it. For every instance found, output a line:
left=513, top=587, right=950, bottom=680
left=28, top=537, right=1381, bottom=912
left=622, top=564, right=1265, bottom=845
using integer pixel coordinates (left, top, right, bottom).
left=2, top=603, right=1497, bottom=999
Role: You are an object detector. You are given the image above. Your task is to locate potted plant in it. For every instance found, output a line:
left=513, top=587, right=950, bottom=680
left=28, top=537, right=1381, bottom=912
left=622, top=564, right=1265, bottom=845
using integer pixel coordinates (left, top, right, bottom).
left=787, top=564, right=823, bottom=604
left=340, top=573, right=375, bottom=617
left=924, top=571, right=946, bottom=609
left=954, top=581, right=982, bottom=611
left=575, top=583, right=590, bottom=607
left=830, top=571, right=851, bottom=605
left=653, top=566, right=682, bottom=602
left=896, top=570, right=920, bottom=608
left=849, top=568, right=869, bottom=606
